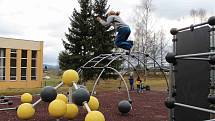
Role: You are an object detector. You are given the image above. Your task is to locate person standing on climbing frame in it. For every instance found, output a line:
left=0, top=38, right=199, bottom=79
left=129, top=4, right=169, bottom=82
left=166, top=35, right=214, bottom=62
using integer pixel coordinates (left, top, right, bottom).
left=96, top=10, right=133, bottom=51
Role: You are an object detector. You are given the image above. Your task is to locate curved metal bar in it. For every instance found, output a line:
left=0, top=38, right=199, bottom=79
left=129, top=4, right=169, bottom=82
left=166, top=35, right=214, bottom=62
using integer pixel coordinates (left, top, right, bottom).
left=77, top=54, right=104, bottom=73
left=91, top=54, right=123, bottom=95
left=121, top=55, right=141, bottom=77
left=93, top=54, right=114, bottom=67
left=117, top=55, right=142, bottom=88
left=146, top=55, right=169, bottom=91
left=91, top=54, right=132, bottom=101
left=91, top=66, right=131, bottom=101
left=133, top=52, right=169, bottom=91
left=107, top=67, right=131, bottom=101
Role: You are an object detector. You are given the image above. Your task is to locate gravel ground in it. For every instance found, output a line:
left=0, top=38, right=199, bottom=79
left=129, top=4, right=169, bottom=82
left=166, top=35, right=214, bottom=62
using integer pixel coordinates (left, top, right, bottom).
left=0, top=90, right=168, bottom=121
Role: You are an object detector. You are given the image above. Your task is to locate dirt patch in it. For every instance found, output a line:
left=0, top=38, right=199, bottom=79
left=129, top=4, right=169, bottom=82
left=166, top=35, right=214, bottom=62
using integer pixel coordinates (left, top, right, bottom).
left=0, top=90, right=168, bottom=121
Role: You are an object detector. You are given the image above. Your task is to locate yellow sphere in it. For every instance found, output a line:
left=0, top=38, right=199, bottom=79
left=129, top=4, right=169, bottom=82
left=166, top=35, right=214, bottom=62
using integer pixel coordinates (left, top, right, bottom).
left=85, top=111, right=105, bottom=121
left=21, top=93, right=33, bottom=103
left=88, top=96, right=99, bottom=111
left=17, top=103, right=35, bottom=120
left=48, top=99, right=67, bottom=118
left=62, top=69, right=79, bottom=85
left=56, top=94, right=68, bottom=104
left=64, top=103, right=79, bottom=119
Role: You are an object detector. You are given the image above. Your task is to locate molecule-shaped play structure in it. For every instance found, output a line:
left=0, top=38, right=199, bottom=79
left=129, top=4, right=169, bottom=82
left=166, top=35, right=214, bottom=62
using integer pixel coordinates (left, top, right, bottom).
left=16, top=69, right=105, bottom=121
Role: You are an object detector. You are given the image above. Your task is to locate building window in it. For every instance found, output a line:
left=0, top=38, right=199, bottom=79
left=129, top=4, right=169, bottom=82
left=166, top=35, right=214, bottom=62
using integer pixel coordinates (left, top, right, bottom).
left=21, top=50, right=27, bottom=80
left=10, top=49, right=17, bottom=80
left=0, top=48, right=6, bottom=80
left=31, top=50, right=37, bottom=80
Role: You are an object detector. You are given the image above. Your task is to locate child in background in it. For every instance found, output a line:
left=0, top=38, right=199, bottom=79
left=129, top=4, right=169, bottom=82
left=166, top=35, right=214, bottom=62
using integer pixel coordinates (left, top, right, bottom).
left=136, top=76, right=141, bottom=94
left=140, top=80, right=145, bottom=93
left=129, top=74, right=134, bottom=91
left=97, top=10, right=133, bottom=51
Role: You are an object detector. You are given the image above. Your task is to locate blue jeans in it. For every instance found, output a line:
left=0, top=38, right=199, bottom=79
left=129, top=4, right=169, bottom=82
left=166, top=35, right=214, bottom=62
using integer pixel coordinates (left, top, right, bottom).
left=115, top=27, right=133, bottom=50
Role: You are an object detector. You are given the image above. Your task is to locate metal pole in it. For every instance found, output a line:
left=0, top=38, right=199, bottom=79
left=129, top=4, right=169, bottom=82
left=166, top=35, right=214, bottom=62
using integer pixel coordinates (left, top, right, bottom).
left=168, top=33, right=177, bottom=121
left=177, top=22, right=208, bottom=32
left=68, top=87, right=72, bottom=103
left=175, top=52, right=215, bottom=59
left=91, top=54, right=123, bottom=95
left=107, top=67, right=131, bottom=101
left=73, top=82, right=91, bottom=113
left=175, top=103, right=215, bottom=114
left=33, top=82, right=64, bottom=107
left=178, top=57, right=210, bottom=61
left=209, top=25, right=215, bottom=119
left=0, top=107, right=16, bottom=111
left=32, top=98, right=42, bottom=107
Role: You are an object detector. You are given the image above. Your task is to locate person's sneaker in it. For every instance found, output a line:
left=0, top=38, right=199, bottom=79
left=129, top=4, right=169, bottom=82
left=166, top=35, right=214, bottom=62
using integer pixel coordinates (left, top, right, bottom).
left=127, top=40, right=134, bottom=46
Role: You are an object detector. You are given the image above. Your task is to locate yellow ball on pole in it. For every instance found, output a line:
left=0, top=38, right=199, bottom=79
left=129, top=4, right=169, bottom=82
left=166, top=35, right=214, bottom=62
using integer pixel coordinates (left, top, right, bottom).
left=21, top=93, right=33, bottom=103
left=62, top=69, right=79, bottom=85
left=85, top=111, right=105, bottom=121
left=56, top=94, right=68, bottom=104
left=64, top=103, right=79, bottom=119
left=17, top=103, right=35, bottom=120
left=88, top=96, right=99, bottom=111
left=48, top=99, right=67, bottom=118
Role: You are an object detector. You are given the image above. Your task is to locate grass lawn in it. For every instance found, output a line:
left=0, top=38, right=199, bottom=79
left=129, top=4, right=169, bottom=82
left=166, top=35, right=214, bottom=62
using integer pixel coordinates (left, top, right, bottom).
left=0, top=72, right=168, bottom=96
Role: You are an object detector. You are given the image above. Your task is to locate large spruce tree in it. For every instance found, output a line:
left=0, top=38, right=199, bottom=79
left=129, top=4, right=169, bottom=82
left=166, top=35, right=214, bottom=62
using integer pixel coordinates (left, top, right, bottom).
left=59, top=0, right=115, bottom=71
left=92, top=0, right=115, bottom=55
left=59, top=0, right=93, bottom=70
left=59, top=0, right=121, bottom=81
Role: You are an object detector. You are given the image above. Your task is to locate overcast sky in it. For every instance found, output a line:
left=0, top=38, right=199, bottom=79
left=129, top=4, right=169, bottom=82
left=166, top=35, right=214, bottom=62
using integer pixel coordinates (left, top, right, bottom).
left=0, top=0, right=214, bottom=65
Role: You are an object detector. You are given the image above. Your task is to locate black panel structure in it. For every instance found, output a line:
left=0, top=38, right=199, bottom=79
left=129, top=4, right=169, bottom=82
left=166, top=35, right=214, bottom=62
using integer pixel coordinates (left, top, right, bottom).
left=175, top=26, right=210, bottom=121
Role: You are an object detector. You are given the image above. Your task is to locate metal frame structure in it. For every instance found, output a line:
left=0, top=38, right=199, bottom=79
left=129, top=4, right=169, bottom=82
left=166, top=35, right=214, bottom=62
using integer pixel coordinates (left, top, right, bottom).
left=77, top=52, right=169, bottom=102
left=167, top=16, right=215, bottom=121
left=0, top=52, right=169, bottom=116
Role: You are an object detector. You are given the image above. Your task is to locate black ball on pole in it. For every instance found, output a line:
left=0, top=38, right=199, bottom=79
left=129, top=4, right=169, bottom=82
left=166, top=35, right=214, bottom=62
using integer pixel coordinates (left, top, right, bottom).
left=40, top=86, right=57, bottom=102
left=72, top=88, right=90, bottom=106
left=118, top=100, right=132, bottom=114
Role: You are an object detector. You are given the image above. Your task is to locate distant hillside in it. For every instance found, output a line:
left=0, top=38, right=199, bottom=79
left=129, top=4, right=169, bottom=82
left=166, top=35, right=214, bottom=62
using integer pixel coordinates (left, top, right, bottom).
left=43, top=64, right=59, bottom=70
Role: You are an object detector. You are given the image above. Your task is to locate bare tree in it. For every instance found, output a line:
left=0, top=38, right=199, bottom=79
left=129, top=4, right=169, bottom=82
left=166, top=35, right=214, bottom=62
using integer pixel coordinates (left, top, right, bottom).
left=190, top=9, right=198, bottom=24
left=133, top=0, right=154, bottom=53
left=190, top=8, right=207, bottom=23
left=198, top=8, right=207, bottom=23
left=132, top=0, right=168, bottom=76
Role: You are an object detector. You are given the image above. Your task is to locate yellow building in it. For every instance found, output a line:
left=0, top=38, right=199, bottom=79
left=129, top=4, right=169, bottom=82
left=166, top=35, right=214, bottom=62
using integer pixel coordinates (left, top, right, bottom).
left=0, top=37, right=43, bottom=89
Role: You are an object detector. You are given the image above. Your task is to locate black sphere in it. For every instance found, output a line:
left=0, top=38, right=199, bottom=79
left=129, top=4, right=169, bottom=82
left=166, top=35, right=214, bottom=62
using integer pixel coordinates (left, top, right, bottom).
left=72, top=88, right=90, bottom=106
left=40, top=86, right=57, bottom=102
left=165, top=52, right=176, bottom=64
left=208, top=16, right=215, bottom=26
left=209, top=56, right=215, bottom=65
left=170, top=28, right=178, bottom=35
left=208, top=95, right=215, bottom=104
left=118, top=100, right=132, bottom=114
left=164, top=98, right=175, bottom=109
